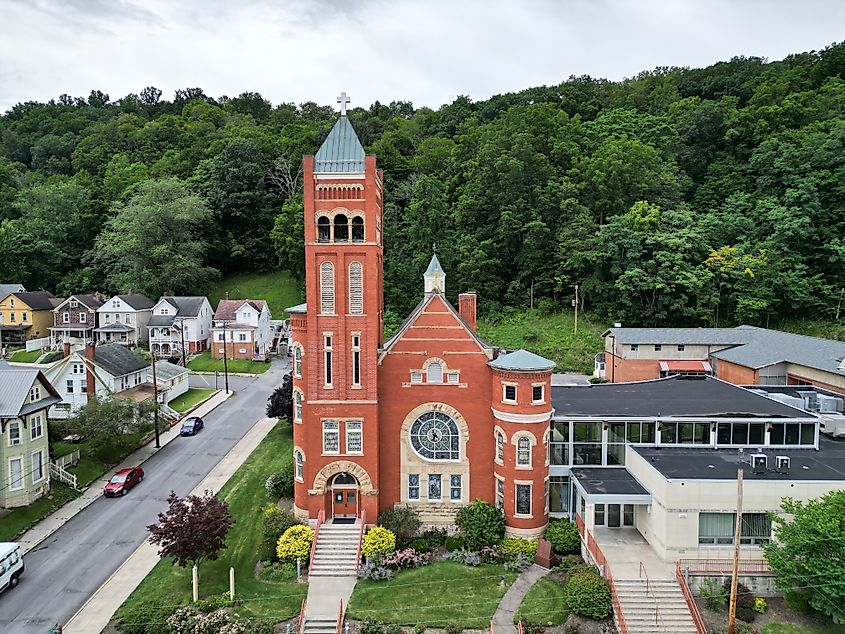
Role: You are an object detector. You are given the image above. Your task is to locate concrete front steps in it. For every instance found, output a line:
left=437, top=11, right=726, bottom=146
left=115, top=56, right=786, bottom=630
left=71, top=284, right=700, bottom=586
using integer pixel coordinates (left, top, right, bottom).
left=302, top=616, right=339, bottom=634
left=309, top=521, right=361, bottom=577
left=614, top=578, right=698, bottom=634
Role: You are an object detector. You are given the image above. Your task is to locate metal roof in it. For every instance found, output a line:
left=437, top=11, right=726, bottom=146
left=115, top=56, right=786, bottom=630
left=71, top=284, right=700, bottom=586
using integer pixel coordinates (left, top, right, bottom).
left=425, top=254, right=445, bottom=276
left=710, top=325, right=845, bottom=375
left=285, top=303, right=307, bottom=314
left=603, top=327, right=751, bottom=345
left=489, top=349, right=556, bottom=371
left=0, top=366, right=60, bottom=418
left=314, top=116, right=365, bottom=173
left=551, top=375, right=816, bottom=419
left=0, top=284, right=25, bottom=298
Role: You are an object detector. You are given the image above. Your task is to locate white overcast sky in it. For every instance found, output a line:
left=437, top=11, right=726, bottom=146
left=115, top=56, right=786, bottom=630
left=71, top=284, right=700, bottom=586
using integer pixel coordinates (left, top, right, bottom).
left=1, top=0, right=844, bottom=113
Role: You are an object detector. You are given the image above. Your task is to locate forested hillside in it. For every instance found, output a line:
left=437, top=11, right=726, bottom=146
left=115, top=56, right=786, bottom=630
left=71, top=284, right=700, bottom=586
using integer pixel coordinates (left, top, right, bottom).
left=2, top=42, right=845, bottom=327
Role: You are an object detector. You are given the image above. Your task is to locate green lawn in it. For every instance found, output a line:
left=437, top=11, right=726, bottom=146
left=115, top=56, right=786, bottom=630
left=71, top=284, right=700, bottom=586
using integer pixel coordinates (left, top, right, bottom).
left=761, top=624, right=845, bottom=634
left=478, top=310, right=604, bottom=374
left=208, top=270, right=303, bottom=319
left=115, top=423, right=306, bottom=627
left=187, top=351, right=272, bottom=374
left=347, top=561, right=518, bottom=628
left=0, top=483, right=80, bottom=541
left=514, top=576, right=569, bottom=625
left=169, top=388, right=217, bottom=413
left=9, top=349, right=42, bottom=363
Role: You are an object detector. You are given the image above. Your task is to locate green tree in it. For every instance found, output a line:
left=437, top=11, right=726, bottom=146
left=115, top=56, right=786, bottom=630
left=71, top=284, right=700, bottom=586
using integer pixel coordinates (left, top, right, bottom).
left=89, top=178, right=220, bottom=297
left=763, top=491, right=845, bottom=621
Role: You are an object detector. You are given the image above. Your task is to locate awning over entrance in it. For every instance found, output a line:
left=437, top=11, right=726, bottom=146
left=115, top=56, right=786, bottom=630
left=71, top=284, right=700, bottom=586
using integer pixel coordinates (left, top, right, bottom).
left=571, top=468, right=652, bottom=505
left=659, top=360, right=712, bottom=373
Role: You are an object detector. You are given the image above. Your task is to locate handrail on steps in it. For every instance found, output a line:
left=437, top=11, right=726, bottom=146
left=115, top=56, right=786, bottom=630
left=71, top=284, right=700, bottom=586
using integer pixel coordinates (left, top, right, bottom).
left=489, top=620, right=494, bottom=634
left=335, top=599, right=343, bottom=634
left=639, top=561, right=661, bottom=627
left=308, top=509, right=325, bottom=575
left=676, top=561, right=708, bottom=634
left=517, top=621, right=524, bottom=634
left=356, top=510, right=367, bottom=568
left=297, top=599, right=306, bottom=634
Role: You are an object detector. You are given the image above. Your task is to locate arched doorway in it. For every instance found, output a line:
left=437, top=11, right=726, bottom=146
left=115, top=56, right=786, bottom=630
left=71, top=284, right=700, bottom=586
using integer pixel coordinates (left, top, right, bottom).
left=329, top=472, right=359, bottom=519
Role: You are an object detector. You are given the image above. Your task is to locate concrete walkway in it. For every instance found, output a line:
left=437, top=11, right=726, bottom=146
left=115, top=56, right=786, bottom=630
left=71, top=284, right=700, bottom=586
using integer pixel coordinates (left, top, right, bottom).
left=593, top=528, right=674, bottom=580
left=61, top=415, right=277, bottom=634
left=19, top=389, right=231, bottom=555
left=304, top=575, right=357, bottom=618
left=492, top=564, right=550, bottom=633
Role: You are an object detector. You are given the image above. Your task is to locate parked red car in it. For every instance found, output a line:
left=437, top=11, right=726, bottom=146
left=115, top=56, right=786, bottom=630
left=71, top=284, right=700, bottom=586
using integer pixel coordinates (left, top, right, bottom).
left=103, top=467, right=144, bottom=497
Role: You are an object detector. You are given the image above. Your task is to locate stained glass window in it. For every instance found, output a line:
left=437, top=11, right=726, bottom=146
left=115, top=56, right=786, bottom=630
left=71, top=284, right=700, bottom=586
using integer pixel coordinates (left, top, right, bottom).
left=516, top=483, right=531, bottom=515
left=450, top=475, right=461, bottom=500
left=408, top=474, right=419, bottom=500
left=410, top=411, right=460, bottom=461
left=323, top=421, right=339, bottom=454
left=496, top=479, right=504, bottom=509
left=428, top=474, right=442, bottom=500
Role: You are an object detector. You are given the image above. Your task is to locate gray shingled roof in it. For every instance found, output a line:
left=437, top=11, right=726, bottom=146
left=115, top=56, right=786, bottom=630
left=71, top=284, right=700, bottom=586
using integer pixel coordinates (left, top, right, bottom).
left=489, top=349, right=556, bottom=371
left=161, top=296, right=206, bottom=317
left=0, top=365, right=61, bottom=418
left=0, top=284, right=25, bottom=298
left=711, top=326, right=845, bottom=375
left=551, top=375, right=816, bottom=419
left=154, top=360, right=187, bottom=381
left=604, top=327, right=752, bottom=345
left=94, top=323, right=135, bottom=332
left=314, top=116, right=365, bottom=173
left=72, top=294, right=105, bottom=309
left=10, top=291, right=57, bottom=310
left=94, top=343, right=149, bottom=377
left=148, top=315, right=176, bottom=327
left=118, top=294, right=154, bottom=310
left=214, top=299, right=267, bottom=320
left=285, top=303, right=307, bottom=314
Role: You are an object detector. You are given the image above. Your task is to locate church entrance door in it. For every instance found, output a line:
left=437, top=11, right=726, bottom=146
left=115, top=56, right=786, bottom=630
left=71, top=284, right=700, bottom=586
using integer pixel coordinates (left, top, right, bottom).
left=329, top=472, right=359, bottom=519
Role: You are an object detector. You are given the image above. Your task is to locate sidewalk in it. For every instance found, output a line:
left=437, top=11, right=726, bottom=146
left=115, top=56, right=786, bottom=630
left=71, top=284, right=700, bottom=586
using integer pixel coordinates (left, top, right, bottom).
left=19, top=390, right=231, bottom=556
left=492, top=564, right=550, bottom=634
left=63, top=415, right=278, bottom=633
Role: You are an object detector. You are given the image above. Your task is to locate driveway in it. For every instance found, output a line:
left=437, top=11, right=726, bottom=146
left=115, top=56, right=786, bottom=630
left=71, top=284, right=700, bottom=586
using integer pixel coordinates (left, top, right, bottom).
left=0, top=358, right=290, bottom=633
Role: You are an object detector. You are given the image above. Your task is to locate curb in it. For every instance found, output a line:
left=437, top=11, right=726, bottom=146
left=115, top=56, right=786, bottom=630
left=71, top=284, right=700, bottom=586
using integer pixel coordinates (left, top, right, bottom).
left=19, top=390, right=232, bottom=556
left=189, top=370, right=269, bottom=377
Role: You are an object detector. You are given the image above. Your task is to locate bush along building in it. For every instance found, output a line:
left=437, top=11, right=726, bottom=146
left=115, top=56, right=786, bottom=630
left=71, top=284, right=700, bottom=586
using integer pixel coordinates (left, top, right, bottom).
left=290, top=107, right=845, bottom=570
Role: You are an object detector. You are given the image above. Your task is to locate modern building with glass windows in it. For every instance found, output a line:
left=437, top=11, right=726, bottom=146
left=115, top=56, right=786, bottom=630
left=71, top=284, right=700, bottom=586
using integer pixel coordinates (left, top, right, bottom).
left=549, top=375, right=845, bottom=562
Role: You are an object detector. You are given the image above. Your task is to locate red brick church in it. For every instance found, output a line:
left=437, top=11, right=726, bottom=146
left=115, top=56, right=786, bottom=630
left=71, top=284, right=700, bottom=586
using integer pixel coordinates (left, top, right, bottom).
left=290, top=99, right=556, bottom=537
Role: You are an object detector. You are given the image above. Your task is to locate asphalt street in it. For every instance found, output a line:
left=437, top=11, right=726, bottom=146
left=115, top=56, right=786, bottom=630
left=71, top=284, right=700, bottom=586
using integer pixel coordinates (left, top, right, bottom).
left=0, top=358, right=289, bottom=634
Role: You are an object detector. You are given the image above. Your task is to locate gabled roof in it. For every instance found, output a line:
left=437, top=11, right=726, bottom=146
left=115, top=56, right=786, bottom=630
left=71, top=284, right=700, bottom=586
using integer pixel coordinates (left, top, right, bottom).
left=0, top=284, right=25, bottom=298
left=153, top=360, right=188, bottom=381
left=381, top=292, right=494, bottom=358
left=214, top=299, right=268, bottom=320
left=9, top=291, right=57, bottom=310
left=489, top=349, right=556, bottom=372
left=93, top=343, right=149, bottom=377
left=115, top=294, right=155, bottom=310
left=70, top=294, right=105, bottom=310
left=159, top=296, right=207, bottom=317
left=0, top=365, right=61, bottom=418
left=286, top=303, right=307, bottom=314
left=314, top=116, right=366, bottom=173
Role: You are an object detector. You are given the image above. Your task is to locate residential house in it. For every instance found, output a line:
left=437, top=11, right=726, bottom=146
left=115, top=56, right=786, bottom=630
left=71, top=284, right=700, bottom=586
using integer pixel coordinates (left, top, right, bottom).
left=0, top=284, right=25, bottom=297
left=210, top=299, right=272, bottom=359
left=95, top=293, right=155, bottom=346
left=148, top=297, right=213, bottom=357
left=45, top=342, right=151, bottom=419
left=151, top=360, right=190, bottom=406
left=599, top=326, right=845, bottom=394
left=50, top=294, right=105, bottom=346
left=0, top=360, right=62, bottom=508
left=0, top=291, right=62, bottom=348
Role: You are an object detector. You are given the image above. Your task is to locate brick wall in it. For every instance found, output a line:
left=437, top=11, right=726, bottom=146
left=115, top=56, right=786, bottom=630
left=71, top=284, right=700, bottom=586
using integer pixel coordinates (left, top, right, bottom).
left=715, top=359, right=758, bottom=385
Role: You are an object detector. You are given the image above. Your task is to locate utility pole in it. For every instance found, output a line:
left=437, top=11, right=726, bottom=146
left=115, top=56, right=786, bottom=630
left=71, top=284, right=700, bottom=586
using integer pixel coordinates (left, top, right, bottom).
left=150, top=350, right=161, bottom=448
left=222, top=319, right=230, bottom=394
left=178, top=317, right=187, bottom=367
left=574, top=284, right=579, bottom=336
left=728, top=467, right=744, bottom=634
left=836, top=287, right=844, bottom=321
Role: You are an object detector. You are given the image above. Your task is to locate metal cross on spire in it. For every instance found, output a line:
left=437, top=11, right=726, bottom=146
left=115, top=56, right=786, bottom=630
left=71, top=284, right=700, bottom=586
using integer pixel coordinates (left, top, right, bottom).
left=337, top=91, right=350, bottom=116
left=433, top=242, right=437, bottom=254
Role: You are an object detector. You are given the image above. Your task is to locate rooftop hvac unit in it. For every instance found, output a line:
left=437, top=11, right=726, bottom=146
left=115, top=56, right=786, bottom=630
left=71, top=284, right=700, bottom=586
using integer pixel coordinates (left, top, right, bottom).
left=818, top=395, right=844, bottom=413
left=775, top=456, right=791, bottom=473
left=797, top=390, right=819, bottom=408
left=770, top=394, right=806, bottom=410
left=751, top=453, right=768, bottom=472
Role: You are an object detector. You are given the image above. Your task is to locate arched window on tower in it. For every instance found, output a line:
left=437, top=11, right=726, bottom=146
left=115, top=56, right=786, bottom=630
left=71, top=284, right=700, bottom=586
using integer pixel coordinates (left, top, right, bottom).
left=517, top=436, right=531, bottom=467
left=351, top=216, right=364, bottom=242
left=320, top=262, right=335, bottom=314
left=348, top=262, right=363, bottom=315
left=317, top=216, right=331, bottom=242
left=294, top=390, right=302, bottom=422
left=334, top=214, right=349, bottom=242
left=294, top=450, right=304, bottom=481
left=496, top=431, right=505, bottom=463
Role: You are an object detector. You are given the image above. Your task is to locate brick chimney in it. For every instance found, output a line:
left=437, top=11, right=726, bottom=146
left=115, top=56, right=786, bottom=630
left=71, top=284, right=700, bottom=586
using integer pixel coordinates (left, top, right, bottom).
left=458, top=293, right=477, bottom=332
left=63, top=342, right=70, bottom=358
left=85, top=342, right=96, bottom=403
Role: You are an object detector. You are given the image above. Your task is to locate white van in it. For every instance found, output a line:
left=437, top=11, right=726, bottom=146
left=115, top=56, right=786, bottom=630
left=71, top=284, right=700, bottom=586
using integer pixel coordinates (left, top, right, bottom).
left=0, top=542, right=24, bottom=593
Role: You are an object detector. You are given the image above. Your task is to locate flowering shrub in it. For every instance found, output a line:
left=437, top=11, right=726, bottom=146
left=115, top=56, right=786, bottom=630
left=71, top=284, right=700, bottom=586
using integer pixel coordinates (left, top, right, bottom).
left=480, top=545, right=503, bottom=563
left=166, top=606, right=249, bottom=634
left=380, top=547, right=433, bottom=570
left=357, top=560, right=395, bottom=581
left=362, top=526, right=396, bottom=560
left=447, top=548, right=481, bottom=566
left=500, top=537, right=537, bottom=562
left=753, top=597, right=768, bottom=614
left=275, top=524, right=314, bottom=563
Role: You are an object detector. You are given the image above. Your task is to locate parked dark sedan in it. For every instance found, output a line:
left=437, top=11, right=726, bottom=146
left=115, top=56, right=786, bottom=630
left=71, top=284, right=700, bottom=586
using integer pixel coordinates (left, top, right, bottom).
left=180, top=416, right=205, bottom=436
left=103, top=467, right=144, bottom=497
